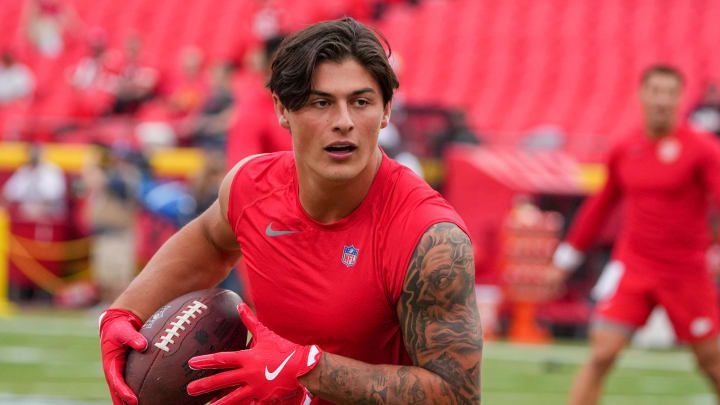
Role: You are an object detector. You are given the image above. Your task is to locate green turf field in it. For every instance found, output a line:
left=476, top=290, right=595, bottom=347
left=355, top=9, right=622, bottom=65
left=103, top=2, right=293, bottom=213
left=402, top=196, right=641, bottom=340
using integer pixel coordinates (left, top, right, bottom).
left=0, top=308, right=715, bottom=404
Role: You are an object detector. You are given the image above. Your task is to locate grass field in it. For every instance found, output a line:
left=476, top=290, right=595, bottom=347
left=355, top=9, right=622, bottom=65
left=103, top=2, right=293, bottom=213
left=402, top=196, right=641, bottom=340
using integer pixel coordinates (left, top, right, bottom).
left=0, top=308, right=715, bottom=405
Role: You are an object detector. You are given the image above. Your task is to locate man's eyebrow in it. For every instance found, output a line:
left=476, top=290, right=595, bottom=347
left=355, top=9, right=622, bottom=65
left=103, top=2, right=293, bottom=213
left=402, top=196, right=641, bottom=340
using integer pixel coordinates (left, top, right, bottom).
left=309, top=90, right=333, bottom=98
left=309, top=88, right=377, bottom=98
left=350, top=87, right=376, bottom=96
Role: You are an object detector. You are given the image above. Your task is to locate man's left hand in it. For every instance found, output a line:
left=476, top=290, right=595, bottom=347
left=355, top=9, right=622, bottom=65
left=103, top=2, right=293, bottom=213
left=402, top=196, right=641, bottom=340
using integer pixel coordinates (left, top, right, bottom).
left=187, top=303, right=322, bottom=405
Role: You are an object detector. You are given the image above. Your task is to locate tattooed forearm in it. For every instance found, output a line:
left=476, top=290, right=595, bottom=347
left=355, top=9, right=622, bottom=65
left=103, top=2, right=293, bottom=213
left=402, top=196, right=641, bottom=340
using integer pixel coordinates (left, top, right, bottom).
left=299, top=223, right=482, bottom=404
left=302, top=352, right=458, bottom=405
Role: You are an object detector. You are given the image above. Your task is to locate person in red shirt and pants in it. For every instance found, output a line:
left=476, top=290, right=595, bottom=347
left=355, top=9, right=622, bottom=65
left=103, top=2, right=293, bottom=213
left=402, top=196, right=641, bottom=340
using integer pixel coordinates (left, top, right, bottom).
left=551, top=65, right=720, bottom=404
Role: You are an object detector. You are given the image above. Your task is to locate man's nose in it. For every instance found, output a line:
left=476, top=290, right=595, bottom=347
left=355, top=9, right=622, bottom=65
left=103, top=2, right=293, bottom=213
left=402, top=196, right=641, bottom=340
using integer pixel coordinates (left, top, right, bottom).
left=657, top=91, right=677, bottom=106
left=333, top=102, right=354, bottom=134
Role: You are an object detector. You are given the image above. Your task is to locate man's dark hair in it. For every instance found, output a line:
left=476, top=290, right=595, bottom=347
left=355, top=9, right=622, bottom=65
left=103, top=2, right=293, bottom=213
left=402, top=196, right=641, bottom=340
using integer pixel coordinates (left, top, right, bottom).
left=263, top=35, right=285, bottom=64
left=641, top=64, right=685, bottom=86
left=267, top=17, right=399, bottom=111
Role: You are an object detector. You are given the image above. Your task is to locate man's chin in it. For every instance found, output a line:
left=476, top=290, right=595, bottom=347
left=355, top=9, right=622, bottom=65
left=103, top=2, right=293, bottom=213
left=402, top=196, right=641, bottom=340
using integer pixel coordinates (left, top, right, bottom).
left=323, top=171, right=356, bottom=183
left=648, top=120, right=675, bottom=135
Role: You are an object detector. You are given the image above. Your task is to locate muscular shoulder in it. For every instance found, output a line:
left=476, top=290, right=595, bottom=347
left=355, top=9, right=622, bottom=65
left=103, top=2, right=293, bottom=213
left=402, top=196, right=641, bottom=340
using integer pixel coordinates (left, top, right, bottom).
left=226, top=151, right=293, bottom=192
left=219, top=151, right=293, bottom=223
left=380, top=162, right=461, bottom=227
left=375, top=162, right=469, bottom=305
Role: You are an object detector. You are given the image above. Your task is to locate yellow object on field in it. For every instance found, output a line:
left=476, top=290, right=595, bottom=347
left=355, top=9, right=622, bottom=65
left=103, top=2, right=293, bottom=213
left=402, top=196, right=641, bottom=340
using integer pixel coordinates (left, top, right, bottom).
left=575, top=163, right=607, bottom=194
left=0, top=142, right=95, bottom=173
left=0, top=142, right=28, bottom=171
left=149, top=147, right=205, bottom=178
left=0, top=142, right=206, bottom=177
left=0, top=208, right=16, bottom=317
left=43, top=144, right=98, bottom=173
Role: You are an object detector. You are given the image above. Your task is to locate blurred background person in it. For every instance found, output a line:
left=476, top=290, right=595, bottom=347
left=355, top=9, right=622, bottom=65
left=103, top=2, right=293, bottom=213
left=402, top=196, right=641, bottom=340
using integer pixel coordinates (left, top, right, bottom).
left=188, top=148, right=244, bottom=295
left=108, top=35, right=158, bottom=116
left=164, top=46, right=208, bottom=120
left=1, top=144, right=67, bottom=302
left=189, top=149, right=225, bottom=216
left=22, top=0, right=76, bottom=58
left=377, top=120, right=424, bottom=177
left=182, top=62, right=234, bottom=150
left=549, top=65, right=720, bottom=405
left=68, top=27, right=119, bottom=119
left=0, top=50, right=35, bottom=106
left=2, top=144, right=66, bottom=224
left=82, top=145, right=139, bottom=304
left=226, top=34, right=291, bottom=167
left=689, top=83, right=720, bottom=138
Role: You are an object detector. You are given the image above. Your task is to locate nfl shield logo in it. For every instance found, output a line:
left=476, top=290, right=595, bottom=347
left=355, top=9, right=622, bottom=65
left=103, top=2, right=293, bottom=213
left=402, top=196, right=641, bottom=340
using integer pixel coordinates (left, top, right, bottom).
left=342, top=245, right=359, bottom=267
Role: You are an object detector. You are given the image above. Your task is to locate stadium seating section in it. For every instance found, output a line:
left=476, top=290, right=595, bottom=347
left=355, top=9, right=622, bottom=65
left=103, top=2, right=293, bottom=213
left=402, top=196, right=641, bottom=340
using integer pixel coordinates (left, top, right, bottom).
left=0, top=0, right=384, bottom=142
left=2, top=0, right=718, bottom=157
left=378, top=0, right=720, bottom=157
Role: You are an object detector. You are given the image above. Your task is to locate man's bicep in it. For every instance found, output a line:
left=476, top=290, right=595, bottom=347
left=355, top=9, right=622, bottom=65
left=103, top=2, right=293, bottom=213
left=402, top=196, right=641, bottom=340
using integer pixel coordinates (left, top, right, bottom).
left=397, top=222, right=482, bottom=403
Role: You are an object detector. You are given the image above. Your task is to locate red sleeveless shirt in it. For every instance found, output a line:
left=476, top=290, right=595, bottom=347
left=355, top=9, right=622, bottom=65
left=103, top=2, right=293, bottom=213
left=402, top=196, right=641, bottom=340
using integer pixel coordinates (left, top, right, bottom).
left=227, top=151, right=468, bottom=402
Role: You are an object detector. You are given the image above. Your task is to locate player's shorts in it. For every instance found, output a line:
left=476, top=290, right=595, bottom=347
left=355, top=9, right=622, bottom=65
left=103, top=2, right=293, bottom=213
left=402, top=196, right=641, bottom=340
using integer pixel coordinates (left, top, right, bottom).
left=591, top=260, right=720, bottom=343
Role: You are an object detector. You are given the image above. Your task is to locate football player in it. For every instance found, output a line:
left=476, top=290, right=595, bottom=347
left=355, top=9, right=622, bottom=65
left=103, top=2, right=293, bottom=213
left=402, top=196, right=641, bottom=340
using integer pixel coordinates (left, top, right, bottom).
left=99, top=17, right=482, bottom=405
left=549, top=65, right=720, bottom=405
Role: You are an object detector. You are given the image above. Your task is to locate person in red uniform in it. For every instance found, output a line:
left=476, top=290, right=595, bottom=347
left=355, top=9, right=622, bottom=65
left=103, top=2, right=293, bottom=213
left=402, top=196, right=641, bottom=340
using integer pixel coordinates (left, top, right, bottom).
left=549, top=65, right=720, bottom=405
left=226, top=35, right=293, bottom=168
left=98, top=17, right=482, bottom=405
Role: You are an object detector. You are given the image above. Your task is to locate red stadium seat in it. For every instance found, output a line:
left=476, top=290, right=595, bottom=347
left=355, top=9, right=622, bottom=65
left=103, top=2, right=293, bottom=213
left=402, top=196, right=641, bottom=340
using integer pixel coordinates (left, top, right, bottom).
left=1, top=0, right=719, bottom=152
left=378, top=0, right=720, bottom=153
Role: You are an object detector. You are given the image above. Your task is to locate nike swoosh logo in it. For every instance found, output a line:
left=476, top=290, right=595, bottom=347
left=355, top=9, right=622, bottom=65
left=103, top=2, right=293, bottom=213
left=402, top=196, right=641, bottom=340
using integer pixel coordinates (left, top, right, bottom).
left=265, top=350, right=296, bottom=381
left=266, top=223, right=300, bottom=237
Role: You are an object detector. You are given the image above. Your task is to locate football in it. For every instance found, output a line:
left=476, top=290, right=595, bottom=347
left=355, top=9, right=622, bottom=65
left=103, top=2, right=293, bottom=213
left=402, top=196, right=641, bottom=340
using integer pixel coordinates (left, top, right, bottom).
left=125, top=288, right=248, bottom=405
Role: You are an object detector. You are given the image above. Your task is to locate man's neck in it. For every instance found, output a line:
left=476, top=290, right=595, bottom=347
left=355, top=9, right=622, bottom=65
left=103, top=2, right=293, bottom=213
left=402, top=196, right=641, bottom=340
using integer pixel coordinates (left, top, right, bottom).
left=297, top=150, right=382, bottom=224
left=647, top=130, right=670, bottom=140
left=646, top=123, right=676, bottom=140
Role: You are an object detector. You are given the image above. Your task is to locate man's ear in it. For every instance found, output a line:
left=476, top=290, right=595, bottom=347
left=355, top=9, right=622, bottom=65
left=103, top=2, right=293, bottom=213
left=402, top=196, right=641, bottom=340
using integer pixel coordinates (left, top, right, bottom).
left=272, top=94, right=291, bottom=129
left=381, top=99, right=392, bottom=129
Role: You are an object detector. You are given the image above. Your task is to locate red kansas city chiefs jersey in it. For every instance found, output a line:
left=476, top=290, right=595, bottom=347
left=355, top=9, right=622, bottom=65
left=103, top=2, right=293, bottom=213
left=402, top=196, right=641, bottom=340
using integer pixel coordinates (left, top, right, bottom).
left=567, top=125, right=720, bottom=275
left=226, top=151, right=468, bottom=395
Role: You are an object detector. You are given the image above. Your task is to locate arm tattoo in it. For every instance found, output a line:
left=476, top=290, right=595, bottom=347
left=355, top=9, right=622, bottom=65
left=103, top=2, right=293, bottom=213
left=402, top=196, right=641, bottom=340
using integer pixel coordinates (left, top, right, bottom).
left=305, top=223, right=483, bottom=404
left=398, top=222, right=483, bottom=404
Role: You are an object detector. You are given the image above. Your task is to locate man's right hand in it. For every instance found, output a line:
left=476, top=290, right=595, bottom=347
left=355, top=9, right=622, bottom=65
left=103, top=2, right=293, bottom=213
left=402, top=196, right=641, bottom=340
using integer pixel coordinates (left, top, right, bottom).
left=99, top=308, right=148, bottom=405
left=546, top=242, right=584, bottom=298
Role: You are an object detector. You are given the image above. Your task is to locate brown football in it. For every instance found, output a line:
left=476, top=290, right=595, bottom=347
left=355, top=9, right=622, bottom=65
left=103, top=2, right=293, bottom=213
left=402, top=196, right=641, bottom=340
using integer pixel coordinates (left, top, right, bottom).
left=125, top=288, right=248, bottom=405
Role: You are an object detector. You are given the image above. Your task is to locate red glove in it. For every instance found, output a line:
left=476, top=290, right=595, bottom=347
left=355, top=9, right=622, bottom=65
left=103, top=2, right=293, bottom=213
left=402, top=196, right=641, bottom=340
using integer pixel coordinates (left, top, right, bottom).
left=187, top=303, right=323, bottom=405
left=99, top=308, right=148, bottom=405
